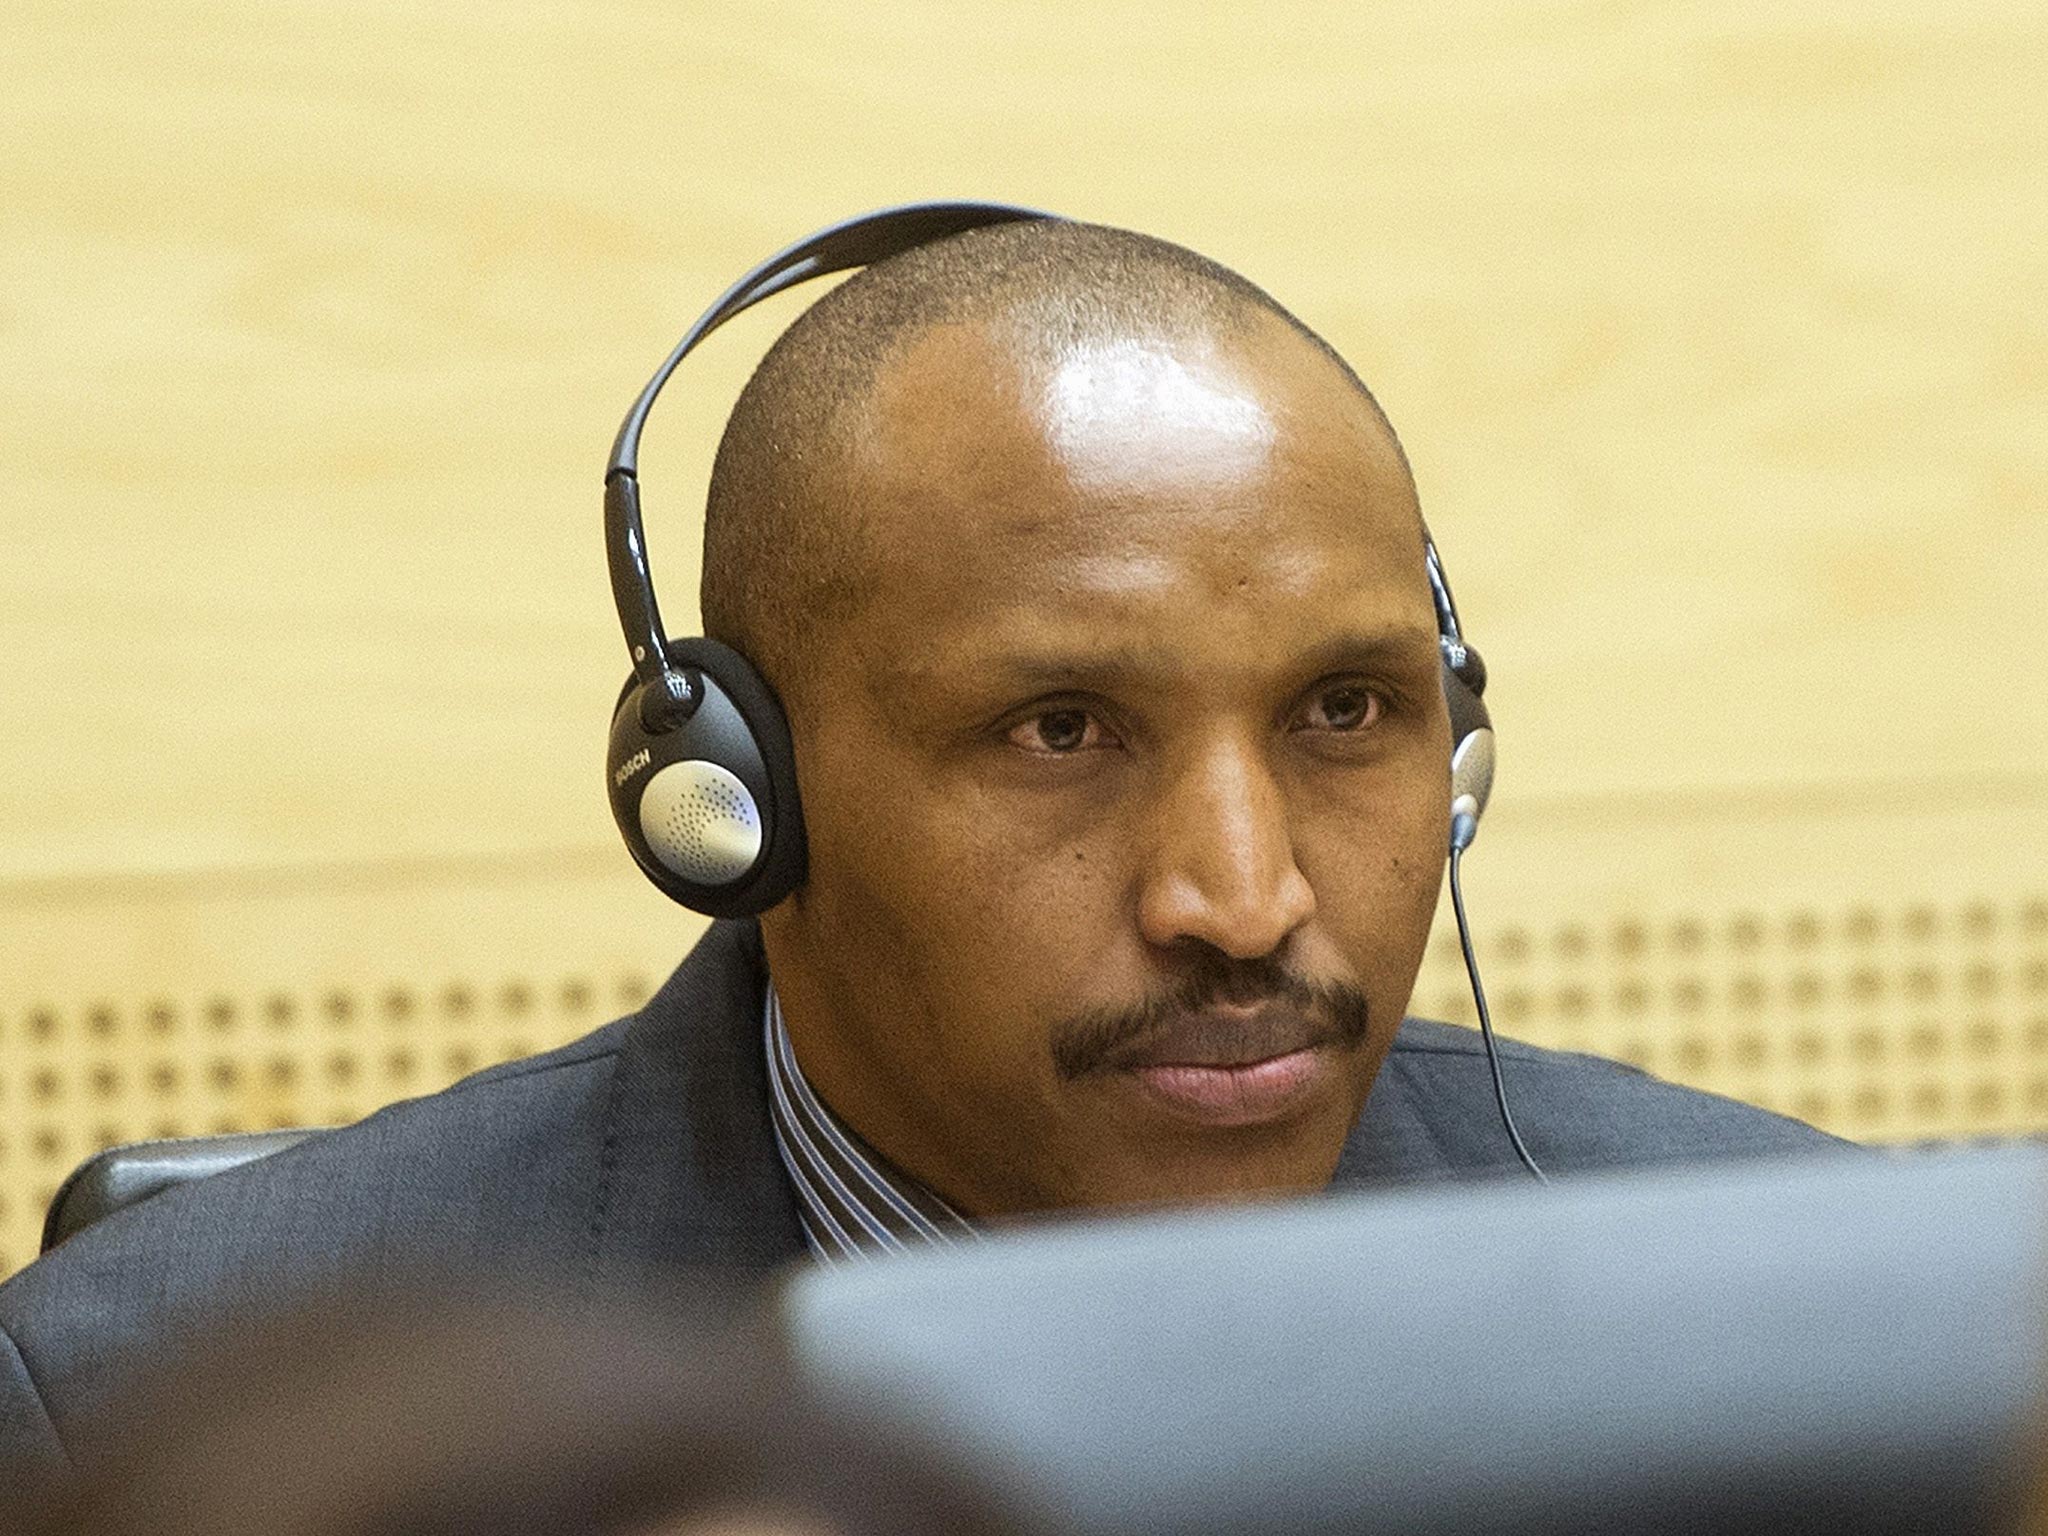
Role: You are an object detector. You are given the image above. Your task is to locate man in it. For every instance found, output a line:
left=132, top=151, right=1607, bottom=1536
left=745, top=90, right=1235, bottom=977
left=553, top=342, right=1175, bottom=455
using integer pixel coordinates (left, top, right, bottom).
left=0, top=217, right=1837, bottom=1496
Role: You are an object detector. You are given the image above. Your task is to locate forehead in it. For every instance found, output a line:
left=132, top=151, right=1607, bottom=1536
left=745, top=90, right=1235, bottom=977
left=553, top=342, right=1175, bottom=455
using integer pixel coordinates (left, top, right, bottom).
left=830, top=314, right=1432, bottom=693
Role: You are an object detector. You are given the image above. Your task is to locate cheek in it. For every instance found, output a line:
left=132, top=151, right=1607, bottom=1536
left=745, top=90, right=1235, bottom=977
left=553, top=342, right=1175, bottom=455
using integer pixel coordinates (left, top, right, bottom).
left=891, top=801, right=1129, bottom=1018
left=795, top=728, right=1123, bottom=1039
left=1295, top=773, right=1449, bottom=976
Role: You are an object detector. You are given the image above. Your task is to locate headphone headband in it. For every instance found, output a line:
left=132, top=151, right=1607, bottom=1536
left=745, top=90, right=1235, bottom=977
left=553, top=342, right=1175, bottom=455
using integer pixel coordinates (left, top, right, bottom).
left=608, top=201, right=1051, bottom=478
left=604, top=202, right=1051, bottom=697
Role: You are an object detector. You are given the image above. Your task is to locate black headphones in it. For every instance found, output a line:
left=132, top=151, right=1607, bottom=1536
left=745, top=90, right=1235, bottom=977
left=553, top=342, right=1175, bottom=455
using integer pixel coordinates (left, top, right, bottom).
left=604, top=202, right=1496, bottom=918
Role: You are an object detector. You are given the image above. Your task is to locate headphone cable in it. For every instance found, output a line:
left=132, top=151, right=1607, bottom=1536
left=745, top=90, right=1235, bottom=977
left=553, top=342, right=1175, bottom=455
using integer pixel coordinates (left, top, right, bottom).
left=1448, top=843, right=1549, bottom=1184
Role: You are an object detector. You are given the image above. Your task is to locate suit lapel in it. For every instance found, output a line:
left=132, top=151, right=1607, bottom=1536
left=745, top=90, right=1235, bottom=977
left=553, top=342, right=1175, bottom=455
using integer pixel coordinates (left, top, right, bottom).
left=587, top=920, right=807, bottom=1294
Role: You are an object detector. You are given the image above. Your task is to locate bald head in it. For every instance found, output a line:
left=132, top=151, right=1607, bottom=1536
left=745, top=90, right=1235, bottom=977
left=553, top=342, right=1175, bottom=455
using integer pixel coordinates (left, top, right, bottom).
left=699, top=218, right=1404, bottom=697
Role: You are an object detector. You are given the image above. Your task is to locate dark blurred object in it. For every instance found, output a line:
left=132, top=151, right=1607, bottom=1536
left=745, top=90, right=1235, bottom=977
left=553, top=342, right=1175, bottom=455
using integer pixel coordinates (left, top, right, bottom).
left=27, top=1287, right=1039, bottom=1536
left=783, top=1146, right=2048, bottom=1536
left=40, top=1130, right=317, bottom=1252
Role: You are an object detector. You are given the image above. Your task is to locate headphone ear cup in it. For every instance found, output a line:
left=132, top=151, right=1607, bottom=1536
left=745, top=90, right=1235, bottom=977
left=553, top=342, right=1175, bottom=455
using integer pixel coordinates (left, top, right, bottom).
left=1444, top=659, right=1495, bottom=821
left=606, top=638, right=808, bottom=918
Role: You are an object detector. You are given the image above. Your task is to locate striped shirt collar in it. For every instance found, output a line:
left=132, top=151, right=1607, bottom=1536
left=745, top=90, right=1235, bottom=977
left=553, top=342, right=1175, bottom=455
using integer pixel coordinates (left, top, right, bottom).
left=763, top=981, right=980, bottom=1264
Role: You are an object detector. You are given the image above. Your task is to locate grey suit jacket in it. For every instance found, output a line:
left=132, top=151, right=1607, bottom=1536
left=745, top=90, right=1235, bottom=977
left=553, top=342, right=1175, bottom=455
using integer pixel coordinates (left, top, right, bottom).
left=0, top=919, right=1837, bottom=1503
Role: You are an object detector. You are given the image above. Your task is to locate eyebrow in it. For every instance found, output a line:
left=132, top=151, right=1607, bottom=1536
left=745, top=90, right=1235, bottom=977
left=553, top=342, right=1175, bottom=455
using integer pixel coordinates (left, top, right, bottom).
left=892, top=623, right=1445, bottom=700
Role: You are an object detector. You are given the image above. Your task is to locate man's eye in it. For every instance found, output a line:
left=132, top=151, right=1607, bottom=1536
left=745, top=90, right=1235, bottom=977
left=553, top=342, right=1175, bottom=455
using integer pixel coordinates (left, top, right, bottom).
left=1007, top=709, right=1106, bottom=754
left=1297, top=683, right=1383, bottom=732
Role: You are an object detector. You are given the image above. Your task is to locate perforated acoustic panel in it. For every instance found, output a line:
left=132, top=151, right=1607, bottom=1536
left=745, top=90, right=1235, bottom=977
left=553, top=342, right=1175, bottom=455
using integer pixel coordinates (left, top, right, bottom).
left=1413, top=895, right=2048, bottom=1143
left=2, top=894, right=2044, bottom=1281
left=0, top=969, right=661, bottom=1281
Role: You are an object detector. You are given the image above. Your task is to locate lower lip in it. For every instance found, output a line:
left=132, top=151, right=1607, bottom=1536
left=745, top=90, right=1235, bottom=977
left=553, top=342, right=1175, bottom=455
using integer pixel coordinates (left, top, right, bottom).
left=1127, top=1047, right=1331, bottom=1127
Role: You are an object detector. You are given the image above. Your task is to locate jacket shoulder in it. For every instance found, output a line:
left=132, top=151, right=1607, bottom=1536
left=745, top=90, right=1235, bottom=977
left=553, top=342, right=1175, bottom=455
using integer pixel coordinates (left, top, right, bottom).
left=0, top=1017, right=629, bottom=1486
left=0, top=1310, right=64, bottom=1507
left=1346, top=1017, right=1851, bottom=1185
left=0, top=917, right=790, bottom=1496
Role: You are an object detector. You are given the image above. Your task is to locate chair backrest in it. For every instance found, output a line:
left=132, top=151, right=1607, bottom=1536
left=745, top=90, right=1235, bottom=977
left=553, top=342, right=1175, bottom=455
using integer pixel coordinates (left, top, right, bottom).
left=41, top=1129, right=318, bottom=1253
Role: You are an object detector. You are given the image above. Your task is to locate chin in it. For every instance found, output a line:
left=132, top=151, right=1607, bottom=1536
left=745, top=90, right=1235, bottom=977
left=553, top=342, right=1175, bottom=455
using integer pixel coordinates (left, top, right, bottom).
left=1055, top=1129, right=1353, bottom=1217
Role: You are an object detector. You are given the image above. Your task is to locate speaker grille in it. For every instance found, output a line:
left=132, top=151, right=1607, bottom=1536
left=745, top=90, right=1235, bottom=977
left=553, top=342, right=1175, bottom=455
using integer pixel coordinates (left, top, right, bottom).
left=638, top=760, right=763, bottom=886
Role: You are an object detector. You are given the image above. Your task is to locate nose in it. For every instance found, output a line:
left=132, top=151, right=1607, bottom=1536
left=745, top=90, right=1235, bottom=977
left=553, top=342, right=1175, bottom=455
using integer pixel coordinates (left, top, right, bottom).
left=1134, top=733, right=1316, bottom=959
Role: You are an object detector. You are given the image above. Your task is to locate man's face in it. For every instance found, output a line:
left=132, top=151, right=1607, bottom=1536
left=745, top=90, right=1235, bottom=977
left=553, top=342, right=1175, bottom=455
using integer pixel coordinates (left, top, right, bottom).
left=758, top=312, right=1452, bottom=1217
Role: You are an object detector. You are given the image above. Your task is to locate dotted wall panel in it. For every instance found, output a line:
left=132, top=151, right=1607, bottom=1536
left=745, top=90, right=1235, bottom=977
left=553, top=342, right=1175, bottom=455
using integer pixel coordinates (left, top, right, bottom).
left=1414, top=895, right=2048, bottom=1147
left=0, top=971, right=658, bottom=1280
left=4, top=893, right=2044, bottom=1280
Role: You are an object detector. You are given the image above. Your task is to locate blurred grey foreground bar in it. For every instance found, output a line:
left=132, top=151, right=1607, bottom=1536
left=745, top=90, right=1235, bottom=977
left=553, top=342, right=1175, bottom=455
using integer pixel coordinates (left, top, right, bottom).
left=779, top=1147, right=2045, bottom=1536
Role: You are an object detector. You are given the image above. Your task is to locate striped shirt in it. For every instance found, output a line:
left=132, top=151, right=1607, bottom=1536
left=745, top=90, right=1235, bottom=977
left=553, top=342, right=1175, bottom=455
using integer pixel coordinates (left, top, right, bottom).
left=763, top=983, right=980, bottom=1263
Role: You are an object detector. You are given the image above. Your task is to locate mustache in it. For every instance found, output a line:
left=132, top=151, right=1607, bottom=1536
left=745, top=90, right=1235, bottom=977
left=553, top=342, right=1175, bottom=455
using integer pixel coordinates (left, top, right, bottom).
left=1050, top=951, right=1372, bottom=1081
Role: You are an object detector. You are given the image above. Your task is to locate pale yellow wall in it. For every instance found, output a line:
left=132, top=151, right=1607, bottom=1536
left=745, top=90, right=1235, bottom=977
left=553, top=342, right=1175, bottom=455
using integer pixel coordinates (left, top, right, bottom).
left=3, top=0, right=2045, bottom=1274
